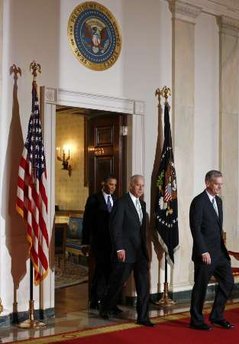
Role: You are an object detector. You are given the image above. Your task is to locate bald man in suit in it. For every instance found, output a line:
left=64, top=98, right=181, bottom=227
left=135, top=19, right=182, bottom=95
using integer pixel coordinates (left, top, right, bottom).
left=100, top=175, right=154, bottom=327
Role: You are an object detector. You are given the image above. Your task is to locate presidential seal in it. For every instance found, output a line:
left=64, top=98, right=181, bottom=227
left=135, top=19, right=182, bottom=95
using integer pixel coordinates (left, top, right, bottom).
left=68, top=1, right=122, bottom=71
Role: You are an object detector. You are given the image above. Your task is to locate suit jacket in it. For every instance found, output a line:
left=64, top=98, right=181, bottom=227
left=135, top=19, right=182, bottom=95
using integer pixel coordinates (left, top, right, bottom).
left=109, top=193, right=149, bottom=263
left=189, top=190, right=230, bottom=263
left=82, top=191, right=117, bottom=252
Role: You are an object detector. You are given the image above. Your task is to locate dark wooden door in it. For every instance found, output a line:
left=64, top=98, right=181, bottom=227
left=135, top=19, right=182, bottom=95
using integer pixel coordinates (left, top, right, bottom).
left=87, top=114, right=127, bottom=197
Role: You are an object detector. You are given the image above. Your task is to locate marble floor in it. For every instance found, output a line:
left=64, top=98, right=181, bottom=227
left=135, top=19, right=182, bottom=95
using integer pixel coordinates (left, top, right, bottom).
left=0, top=282, right=203, bottom=343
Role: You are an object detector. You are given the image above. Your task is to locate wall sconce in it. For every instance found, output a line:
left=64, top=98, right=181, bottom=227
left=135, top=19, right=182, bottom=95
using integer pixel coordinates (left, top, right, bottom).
left=56, top=146, right=72, bottom=176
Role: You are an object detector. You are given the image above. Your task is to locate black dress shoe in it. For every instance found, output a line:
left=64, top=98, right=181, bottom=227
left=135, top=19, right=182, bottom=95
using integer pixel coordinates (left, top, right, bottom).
left=190, top=323, right=212, bottom=330
left=137, top=320, right=155, bottom=327
left=211, top=320, right=235, bottom=329
left=99, top=309, right=110, bottom=320
left=110, top=306, right=123, bottom=315
left=89, top=301, right=100, bottom=310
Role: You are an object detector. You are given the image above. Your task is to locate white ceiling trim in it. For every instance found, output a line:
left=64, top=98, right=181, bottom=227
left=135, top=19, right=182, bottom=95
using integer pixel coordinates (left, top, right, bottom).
left=168, top=0, right=239, bottom=20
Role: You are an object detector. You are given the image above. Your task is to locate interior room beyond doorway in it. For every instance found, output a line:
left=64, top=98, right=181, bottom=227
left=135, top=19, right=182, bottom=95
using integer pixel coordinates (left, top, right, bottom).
left=54, top=105, right=128, bottom=312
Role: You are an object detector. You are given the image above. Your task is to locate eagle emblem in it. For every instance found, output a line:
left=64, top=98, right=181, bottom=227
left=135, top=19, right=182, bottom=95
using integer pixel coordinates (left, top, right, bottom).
left=82, top=19, right=110, bottom=54
left=157, top=161, right=177, bottom=216
left=68, top=2, right=122, bottom=71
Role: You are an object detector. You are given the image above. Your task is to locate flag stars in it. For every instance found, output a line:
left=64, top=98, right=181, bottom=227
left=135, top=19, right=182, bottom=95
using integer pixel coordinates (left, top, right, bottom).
left=24, top=102, right=46, bottom=178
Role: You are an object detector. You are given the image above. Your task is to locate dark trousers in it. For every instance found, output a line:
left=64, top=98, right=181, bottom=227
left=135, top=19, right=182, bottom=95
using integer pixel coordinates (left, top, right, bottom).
left=90, top=249, right=112, bottom=305
left=190, top=253, right=234, bottom=325
left=101, top=254, right=150, bottom=322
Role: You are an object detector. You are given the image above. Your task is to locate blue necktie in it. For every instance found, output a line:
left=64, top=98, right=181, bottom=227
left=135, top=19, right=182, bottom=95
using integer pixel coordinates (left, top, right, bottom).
left=107, top=195, right=112, bottom=213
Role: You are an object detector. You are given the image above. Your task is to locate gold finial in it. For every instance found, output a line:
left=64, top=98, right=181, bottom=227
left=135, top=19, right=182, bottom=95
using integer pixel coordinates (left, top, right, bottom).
left=155, top=86, right=171, bottom=103
left=9, top=64, right=22, bottom=81
left=29, top=60, right=41, bottom=81
left=160, top=86, right=171, bottom=101
left=155, top=88, right=161, bottom=103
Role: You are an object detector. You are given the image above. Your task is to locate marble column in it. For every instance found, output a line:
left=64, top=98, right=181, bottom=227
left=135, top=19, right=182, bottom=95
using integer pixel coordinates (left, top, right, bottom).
left=218, top=16, right=239, bottom=250
left=168, top=0, right=201, bottom=292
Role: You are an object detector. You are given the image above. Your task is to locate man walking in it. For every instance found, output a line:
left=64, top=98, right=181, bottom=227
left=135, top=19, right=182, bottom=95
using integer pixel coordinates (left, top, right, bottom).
left=82, top=175, right=117, bottom=310
left=100, top=175, right=154, bottom=327
left=189, top=170, right=234, bottom=330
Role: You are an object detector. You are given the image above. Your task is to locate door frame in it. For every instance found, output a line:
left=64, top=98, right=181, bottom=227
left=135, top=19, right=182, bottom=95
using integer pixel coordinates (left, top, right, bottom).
left=40, top=87, right=145, bottom=309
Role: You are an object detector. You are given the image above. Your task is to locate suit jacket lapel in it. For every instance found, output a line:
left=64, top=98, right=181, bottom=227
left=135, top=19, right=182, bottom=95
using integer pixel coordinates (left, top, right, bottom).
left=140, top=200, right=146, bottom=219
left=215, top=196, right=223, bottom=226
left=98, top=192, right=108, bottom=210
left=140, top=200, right=146, bottom=229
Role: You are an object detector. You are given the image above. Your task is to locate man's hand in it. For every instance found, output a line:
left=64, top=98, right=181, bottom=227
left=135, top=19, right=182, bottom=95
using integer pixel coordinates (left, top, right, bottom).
left=117, top=250, right=126, bottom=262
left=202, top=252, right=211, bottom=265
left=81, top=246, right=90, bottom=256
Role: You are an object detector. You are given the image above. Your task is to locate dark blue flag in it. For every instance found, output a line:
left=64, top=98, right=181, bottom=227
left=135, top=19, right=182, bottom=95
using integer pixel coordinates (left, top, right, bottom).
left=155, top=102, right=179, bottom=266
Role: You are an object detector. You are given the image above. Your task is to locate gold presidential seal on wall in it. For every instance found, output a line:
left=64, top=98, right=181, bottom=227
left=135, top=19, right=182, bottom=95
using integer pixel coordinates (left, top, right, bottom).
left=68, top=1, right=122, bottom=71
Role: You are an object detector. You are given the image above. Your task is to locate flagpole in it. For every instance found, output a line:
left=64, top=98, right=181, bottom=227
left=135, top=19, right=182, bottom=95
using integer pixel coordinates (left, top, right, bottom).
left=18, top=61, right=46, bottom=329
left=155, top=255, right=175, bottom=307
left=18, top=261, right=45, bottom=328
left=9, top=64, right=22, bottom=321
left=154, top=86, right=176, bottom=307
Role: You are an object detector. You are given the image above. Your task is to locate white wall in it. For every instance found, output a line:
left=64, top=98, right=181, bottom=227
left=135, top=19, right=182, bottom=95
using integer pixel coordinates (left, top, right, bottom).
left=59, top=0, right=124, bottom=95
left=0, top=0, right=59, bottom=314
left=194, top=13, right=219, bottom=195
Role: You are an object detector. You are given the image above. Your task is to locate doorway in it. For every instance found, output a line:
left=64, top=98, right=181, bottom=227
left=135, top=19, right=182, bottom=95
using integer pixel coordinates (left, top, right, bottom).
left=54, top=105, right=128, bottom=311
left=41, top=86, right=145, bottom=314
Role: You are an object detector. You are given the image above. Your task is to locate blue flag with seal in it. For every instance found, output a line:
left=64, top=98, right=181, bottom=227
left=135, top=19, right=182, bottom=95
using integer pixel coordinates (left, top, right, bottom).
left=155, top=101, right=179, bottom=266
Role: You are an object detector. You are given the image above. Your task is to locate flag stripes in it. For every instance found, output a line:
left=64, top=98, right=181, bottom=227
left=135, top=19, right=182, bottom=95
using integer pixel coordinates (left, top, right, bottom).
left=16, top=83, right=49, bottom=285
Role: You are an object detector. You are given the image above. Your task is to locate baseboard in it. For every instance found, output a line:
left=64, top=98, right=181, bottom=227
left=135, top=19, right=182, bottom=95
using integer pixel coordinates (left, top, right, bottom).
left=124, top=282, right=239, bottom=307
left=0, top=308, right=55, bottom=327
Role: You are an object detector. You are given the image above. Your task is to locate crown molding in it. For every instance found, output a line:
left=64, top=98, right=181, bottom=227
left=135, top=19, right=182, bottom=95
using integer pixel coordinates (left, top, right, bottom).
left=168, top=0, right=239, bottom=20
left=169, top=0, right=202, bottom=24
left=217, top=15, right=239, bottom=36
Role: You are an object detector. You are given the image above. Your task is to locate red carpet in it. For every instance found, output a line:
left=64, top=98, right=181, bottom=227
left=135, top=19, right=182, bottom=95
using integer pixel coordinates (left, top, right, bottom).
left=15, top=304, right=239, bottom=344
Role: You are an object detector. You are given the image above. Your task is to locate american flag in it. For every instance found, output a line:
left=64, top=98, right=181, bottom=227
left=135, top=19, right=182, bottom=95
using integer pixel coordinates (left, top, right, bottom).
left=16, top=81, right=49, bottom=285
left=164, top=183, right=172, bottom=202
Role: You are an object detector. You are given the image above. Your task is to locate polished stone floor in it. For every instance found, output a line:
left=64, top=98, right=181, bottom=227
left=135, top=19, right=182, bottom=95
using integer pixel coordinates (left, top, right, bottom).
left=0, top=282, right=192, bottom=343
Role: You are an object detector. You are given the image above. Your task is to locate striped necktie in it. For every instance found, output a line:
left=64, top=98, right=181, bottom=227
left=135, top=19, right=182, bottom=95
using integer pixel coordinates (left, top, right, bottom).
left=212, top=197, right=219, bottom=216
left=107, top=195, right=112, bottom=213
left=136, top=199, right=143, bottom=224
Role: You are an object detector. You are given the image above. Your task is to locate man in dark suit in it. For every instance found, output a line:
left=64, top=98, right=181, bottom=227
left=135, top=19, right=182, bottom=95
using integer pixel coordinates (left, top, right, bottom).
left=189, top=170, right=234, bottom=330
left=100, top=175, right=154, bottom=327
left=82, top=175, right=117, bottom=310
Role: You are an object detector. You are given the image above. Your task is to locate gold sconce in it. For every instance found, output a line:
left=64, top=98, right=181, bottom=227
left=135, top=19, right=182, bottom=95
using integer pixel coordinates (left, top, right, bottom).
left=56, top=146, right=72, bottom=176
